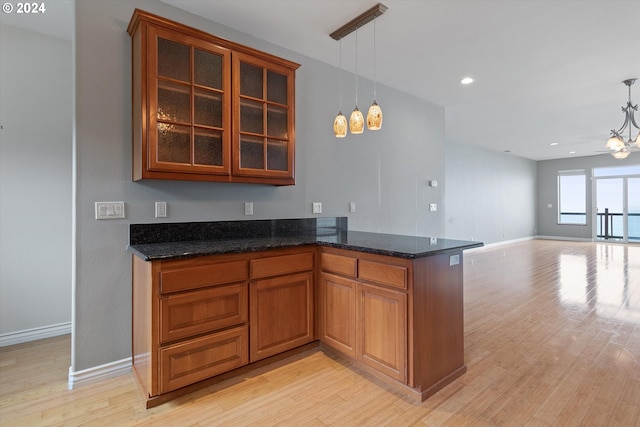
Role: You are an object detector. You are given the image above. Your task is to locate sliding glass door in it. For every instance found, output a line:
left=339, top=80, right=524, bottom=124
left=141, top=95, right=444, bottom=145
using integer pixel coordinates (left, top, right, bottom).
left=593, top=166, right=640, bottom=243
left=629, top=178, right=640, bottom=243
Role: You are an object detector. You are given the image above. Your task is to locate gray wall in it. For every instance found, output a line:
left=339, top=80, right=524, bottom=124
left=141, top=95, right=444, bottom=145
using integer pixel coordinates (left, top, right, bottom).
left=73, top=0, right=446, bottom=371
left=445, top=142, right=537, bottom=244
left=537, top=154, right=640, bottom=239
left=0, top=24, right=72, bottom=337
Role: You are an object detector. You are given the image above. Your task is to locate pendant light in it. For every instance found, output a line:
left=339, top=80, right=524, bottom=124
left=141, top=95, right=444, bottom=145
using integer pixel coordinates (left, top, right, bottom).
left=329, top=3, right=387, bottom=137
left=605, top=78, right=640, bottom=158
left=333, top=39, right=347, bottom=138
left=366, top=19, right=383, bottom=130
left=349, top=29, right=364, bottom=134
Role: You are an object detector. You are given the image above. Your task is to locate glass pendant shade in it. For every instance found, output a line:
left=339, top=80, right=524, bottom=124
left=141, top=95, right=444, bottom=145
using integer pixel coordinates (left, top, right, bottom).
left=350, top=107, right=364, bottom=134
left=606, top=136, right=625, bottom=151
left=367, top=101, right=383, bottom=130
left=635, top=132, right=640, bottom=147
left=612, top=149, right=630, bottom=159
left=334, top=112, right=347, bottom=138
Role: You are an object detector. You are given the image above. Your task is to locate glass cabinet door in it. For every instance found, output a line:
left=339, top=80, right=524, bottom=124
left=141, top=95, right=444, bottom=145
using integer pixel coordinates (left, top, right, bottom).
left=233, top=53, right=294, bottom=181
left=149, top=26, right=231, bottom=175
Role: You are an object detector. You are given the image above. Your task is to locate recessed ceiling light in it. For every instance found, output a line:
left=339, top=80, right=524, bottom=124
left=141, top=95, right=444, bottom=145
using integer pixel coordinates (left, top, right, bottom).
left=549, top=142, right=559, bottom=146
left=460, top=77, right=474, bottom=85
left=569, top=151, right=576, bottom=154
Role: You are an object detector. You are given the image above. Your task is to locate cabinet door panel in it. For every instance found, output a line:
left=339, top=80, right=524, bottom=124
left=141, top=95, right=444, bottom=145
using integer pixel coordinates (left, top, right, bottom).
left=159, top=326, right=248, bottom=393
left=319, top=273, right=356, bottom=358
left=359, top=284, right=407, bottom=383
left=250, top=272, right=314, bottom=362
left=160, top=283, right=248, bottom=344
left=146, top=25, right=231, bottom=176
left=232, top=52, right=295, bottom=182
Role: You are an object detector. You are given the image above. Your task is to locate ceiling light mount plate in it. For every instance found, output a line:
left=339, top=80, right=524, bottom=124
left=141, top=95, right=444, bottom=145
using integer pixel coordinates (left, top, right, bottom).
left=330, top=3, right=388, bottom=41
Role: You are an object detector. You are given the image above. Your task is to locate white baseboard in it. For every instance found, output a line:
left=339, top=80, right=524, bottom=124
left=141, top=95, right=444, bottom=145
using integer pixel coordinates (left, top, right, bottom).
left=0, top=322, right=71, bottom=347
left=68, top=357, right=132, bottom=390
left=464, top=236, right=536, bottom=252
left=535, top=235, right=592, bottom=242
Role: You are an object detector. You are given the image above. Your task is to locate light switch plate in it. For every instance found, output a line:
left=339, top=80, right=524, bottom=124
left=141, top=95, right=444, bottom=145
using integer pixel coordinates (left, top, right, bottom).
left=95, top=202, right=125, bottom=220
left=155, top=201, right=167, bottom=218
left=349, top=202, right=356, bottom=213
left=312, top=202, right=322, bottom=214
left=429, top=203, right=438, bottom=212
left=450, top=254, right=460, bottom=266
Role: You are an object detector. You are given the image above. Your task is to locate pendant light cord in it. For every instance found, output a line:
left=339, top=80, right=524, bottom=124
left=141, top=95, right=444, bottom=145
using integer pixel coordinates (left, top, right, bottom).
left=355, top=29, right=359, bottom=107
left=339, top=39, right=343, bottom=112
left=373, top=20, right=377, bottom=101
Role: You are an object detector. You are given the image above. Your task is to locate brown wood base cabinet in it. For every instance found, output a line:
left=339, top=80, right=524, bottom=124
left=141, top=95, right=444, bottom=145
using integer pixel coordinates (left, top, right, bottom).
left=132, top=247, right=315, bottom=407
left=319, top=247, right=466, bottom=401
left=133, top=243, right=466, bottom=406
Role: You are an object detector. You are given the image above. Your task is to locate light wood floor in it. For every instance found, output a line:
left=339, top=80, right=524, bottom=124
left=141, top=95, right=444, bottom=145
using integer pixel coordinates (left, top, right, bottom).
left=1, top=240, right=639, bottom=426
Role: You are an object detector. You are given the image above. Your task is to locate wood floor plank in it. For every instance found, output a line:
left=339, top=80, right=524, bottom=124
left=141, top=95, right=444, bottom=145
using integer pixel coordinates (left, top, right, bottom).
left=1, top=240, right=639, bottom=426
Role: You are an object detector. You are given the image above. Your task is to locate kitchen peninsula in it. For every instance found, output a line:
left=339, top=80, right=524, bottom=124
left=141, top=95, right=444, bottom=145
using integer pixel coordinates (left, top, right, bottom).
left=129, top=217, right=482, bottom=408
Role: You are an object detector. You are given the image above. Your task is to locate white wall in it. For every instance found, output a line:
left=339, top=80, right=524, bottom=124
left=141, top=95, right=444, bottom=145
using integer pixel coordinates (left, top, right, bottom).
left=0, top=24, right=72, bottom=341
left=537, top=154, right=640, bottom=239
left=73, top=0, right=446, bottom=371
left=445, top=142, right=537, bottom=244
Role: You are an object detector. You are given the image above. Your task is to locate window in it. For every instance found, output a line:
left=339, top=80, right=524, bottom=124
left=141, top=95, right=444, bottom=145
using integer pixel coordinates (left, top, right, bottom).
left=558, top=170, right=586, bottom=225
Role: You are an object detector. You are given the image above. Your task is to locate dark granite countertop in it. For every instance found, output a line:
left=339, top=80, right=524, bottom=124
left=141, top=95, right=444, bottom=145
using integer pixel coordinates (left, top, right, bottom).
left=128, top=218, right=483, bottom=261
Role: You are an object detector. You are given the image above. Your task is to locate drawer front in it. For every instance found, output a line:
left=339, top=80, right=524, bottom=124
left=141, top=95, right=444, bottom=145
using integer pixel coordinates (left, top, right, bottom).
left=320, top=252, right=357, bottom=277
left=250, top=252, right=314, bottom=279
left=160, top=260, right=248, bottom=293
left=160, top=283, right=248, bottom=344
left=159, top=326, right=248, bottom=394
left=358, top=260, right=408, bottom=290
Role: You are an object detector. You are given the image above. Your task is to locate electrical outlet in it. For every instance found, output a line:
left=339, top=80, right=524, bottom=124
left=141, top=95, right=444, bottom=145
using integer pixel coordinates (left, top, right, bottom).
left=312, top=202, right=322, bottom=214
left=429, top=203, right=437, bottom=212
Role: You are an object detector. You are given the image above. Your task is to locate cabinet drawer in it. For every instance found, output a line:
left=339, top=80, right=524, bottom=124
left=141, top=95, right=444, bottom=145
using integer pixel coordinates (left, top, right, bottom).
left=159, top=326, right=248, bottom=394
left=160, top=260, right=248, bottom=293
left=160, top=283, right=248, bottom=344
left=358, top=260, right=408, bottom=290
left=250, top=252, right=314, bottom=279
left=320, top=252, right=357, bottom=277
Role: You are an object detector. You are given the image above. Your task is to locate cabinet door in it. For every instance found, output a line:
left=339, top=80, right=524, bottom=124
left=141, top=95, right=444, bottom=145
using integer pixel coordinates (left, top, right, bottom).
left=249, top=272, right=313, bottom=362
left=318, top=273, right=357, bottom=359
left=147, top=25, right=231, bottom=176
left=358, top=283, right=407, bottom=383
left=232, top=52, right=295, bottom=184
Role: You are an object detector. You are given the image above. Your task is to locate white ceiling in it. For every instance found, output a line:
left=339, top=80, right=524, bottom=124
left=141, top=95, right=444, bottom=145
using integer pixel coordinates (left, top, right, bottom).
left=160, top=0, right=640, bottom=161
left=3, top=0, right=638, bottom=161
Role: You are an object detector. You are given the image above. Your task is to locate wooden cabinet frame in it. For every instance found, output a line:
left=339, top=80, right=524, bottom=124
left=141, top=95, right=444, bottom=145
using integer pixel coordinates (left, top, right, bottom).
left=128, top=9, right=299, bottom=185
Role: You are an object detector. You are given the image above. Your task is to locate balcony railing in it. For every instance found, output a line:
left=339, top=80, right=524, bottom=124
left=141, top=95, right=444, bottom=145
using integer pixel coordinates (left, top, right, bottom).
left=560, top=210, right=640, bottom=240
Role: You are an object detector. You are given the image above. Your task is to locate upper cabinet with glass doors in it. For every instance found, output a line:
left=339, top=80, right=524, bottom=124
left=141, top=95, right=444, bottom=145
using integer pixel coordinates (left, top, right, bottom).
left=128, top=10, right=299, bottom=185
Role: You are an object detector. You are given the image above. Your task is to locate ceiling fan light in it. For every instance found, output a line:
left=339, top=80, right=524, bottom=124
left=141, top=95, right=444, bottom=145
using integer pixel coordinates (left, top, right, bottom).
left=611, top=149, right=630, bottom=160
left=334, top=111, right=347, bottom=138
left=350, top=107, right=364, bottom=134
left=367, top=101, right=383, bottom=130
left=606, top=136, right=625, bottom=151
